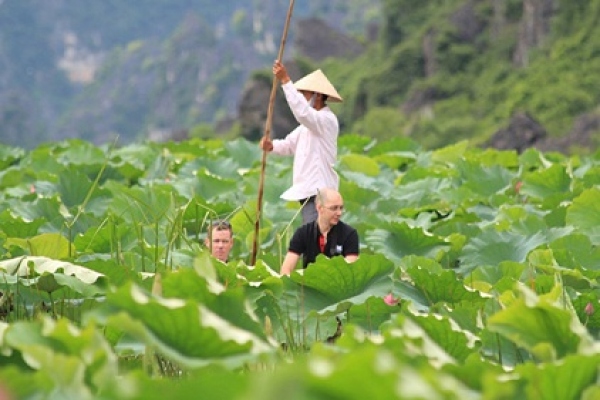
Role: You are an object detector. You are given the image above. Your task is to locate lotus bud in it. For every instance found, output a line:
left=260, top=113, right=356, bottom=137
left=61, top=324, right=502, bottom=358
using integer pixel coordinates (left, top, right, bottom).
left=383, top=293, right=399, bottom=306
left=585, top=302, right=594, bottom=316
left=515, top=181, right=523, bottom=194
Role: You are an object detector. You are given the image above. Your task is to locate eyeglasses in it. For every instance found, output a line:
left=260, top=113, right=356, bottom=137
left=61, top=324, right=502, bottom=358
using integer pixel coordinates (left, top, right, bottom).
left=323, top=205, right=344, bottom=212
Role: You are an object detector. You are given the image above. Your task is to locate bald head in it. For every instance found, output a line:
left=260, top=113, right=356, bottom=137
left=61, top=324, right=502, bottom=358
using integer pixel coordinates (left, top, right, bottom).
left=316, top=188, right=342, bottom=206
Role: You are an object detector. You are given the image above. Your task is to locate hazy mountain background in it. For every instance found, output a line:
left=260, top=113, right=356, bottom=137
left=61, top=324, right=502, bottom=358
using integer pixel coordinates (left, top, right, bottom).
left=0, top=0, right=378, bottom=147
left=0, top=0, right=599, bottom=152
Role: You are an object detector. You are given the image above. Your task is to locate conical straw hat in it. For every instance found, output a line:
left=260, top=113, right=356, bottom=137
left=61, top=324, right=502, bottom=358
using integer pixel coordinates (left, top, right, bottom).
left=293, top=69, right=343, bottom=102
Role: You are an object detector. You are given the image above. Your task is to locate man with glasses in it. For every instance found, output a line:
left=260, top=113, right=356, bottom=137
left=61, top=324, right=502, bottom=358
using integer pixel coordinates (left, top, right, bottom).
left=204, top=220, right=233, bottom=263
left=280, top=188, right=359, bottom=275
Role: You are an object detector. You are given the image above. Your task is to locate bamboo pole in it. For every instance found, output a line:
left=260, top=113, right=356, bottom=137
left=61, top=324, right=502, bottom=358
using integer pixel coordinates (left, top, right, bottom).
left=250, top=0, right=295, bottom=266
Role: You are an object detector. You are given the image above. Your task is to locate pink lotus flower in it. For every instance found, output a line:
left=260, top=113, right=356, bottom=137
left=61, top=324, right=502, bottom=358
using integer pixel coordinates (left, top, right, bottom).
left=30, top=184, right=36, bottom=194
left=515, top=181, right=523, bottom=194
left=585, top=302, right=595, bottom=316
left=383, top=293, right=399, bottom=306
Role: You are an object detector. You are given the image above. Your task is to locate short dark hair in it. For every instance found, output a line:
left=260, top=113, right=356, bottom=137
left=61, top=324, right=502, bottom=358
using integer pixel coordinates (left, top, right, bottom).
left=209, top=220, right=232, bottom=236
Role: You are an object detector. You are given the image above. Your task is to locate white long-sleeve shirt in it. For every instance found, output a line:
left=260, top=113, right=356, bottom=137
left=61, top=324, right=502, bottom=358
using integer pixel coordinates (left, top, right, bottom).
left=271, top=81, right=339, bottom=201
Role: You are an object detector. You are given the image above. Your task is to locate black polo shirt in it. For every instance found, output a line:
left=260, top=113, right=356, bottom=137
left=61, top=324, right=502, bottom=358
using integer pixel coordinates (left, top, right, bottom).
left=288, top=220, right=360, bottom=268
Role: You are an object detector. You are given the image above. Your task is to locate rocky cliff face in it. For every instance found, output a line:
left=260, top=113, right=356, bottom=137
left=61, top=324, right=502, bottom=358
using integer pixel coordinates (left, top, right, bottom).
left=0, top=0, right=378, bottom=147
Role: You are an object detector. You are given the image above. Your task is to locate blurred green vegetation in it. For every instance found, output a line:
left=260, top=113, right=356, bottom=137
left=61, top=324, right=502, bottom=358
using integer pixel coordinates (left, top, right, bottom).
left=313, top=0, right=600, bottom=149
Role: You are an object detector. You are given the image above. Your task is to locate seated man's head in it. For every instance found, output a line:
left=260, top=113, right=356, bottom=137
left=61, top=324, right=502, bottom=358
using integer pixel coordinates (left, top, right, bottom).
left=204, top=220, right=233, bottom=262
left=316, top=188, right=344, bottom=226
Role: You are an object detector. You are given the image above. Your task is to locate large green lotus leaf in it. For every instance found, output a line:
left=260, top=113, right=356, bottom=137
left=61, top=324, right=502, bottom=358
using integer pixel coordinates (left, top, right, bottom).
left=283, top=254, right=394, bottom=318
left=20, top=144, right=66, bottom=176
left=241, top=170, right=294, bottom=207
left=127, top=365, right=250, bottom=400
left=549, top=233, right=600, bottom=270
left=8, top=196, right=63, bottom=224
left=527, top=249, right=598, bottom=290
left=346, top=296, right=401, bottom=333
left=459, top=228, right=547, bottom=276
left=54, top=140, right=107, bottom=174
left=373, top=151, right=417, bottom=170
left=171, top=171, right=239, bottom=203
left=0, top=366, right=51, bottom=400
left=74, top=219, right=138, bottom=254
left=479, top=327, right=534, bottom=367
left=368, top=136, right=421, bottom=155
left=338, top=154, right=380, bottom=177
left=518, top=147, right=554, bottom=170
left=203, top=157, right=243, bottom=180
left=497, top=207, right=573, bottom=242
left=388, top=177, right=454, bottom=209
left=427, top=140, right=468, bottom=164
left=0, top=256, right=106, bottom=295
left=202, top=254, right=242, bottom=288
left=339, top=180, right=381, bottom=214
left=399, top=254, right=444, bottom=274
left=109, top=143, right=161, bottom=181
left=566, top=187, right=600, bottom=245
left=432, top=300, right=485, bottom=334
left=337, top=133, right=374, bottom=153
left=161, top=269, right=271, bottom=343
left=75, top=257, right=141, bottom=288
left=2, top=317, right=119, bottom=398
left=366, top=222, right=449, bottom=264
left=243, top=339, right=475, bottom=400
left=401, top=266, right=486, bottom=307
left=93, top=282, right=276, bottom=368
left=520, top=164, right=572, bottom=200
left=469, top=261, right=526, bottom=286
left=504, top=354, right=600, bottom=400
left=0, top=144, right=24, bottom=170
left=162, top=138, right=215, bottom=158
left=5, top=233, right=74, bottom=259
left=55, top=168, right=95, bottom=210
left=338, top=169, right=395, bottom=197
left=180, top=197, right=239, bottom=236
left=223, top=138, right=262, bottom=170
left=443, top=353, right=506, bottom=393
left=469, top=147, right=520, bottom=168
left=108, top=184, right=178, bottom=224
left=578, top=164, right=600, bottom=188
left=235, top=259, right=280, bottom=284
left=455, top=160, right=514, bottom=198
left=386, top=312, right=479, bottom=364
left=0, top=210, right=45, bottom=238
left=487, top=284, right=587, bottom=361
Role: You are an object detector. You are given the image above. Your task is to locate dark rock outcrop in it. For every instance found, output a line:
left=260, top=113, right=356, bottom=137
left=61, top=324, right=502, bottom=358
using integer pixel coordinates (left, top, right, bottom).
left=449, top=0, right=487, bottom=43
left=402, top=87, right=439, bottom=114
left=294, top=18, right=365, bottom=62
left=485, top=112, right=547, bottom=152
left=237, top=62, right=303, bottom=141
left=536, top=110, right=600, bottom=152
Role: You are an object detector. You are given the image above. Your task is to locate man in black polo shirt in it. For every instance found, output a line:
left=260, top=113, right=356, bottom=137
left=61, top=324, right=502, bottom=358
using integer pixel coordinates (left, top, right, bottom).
left=280, top=188, right=359, bottom=275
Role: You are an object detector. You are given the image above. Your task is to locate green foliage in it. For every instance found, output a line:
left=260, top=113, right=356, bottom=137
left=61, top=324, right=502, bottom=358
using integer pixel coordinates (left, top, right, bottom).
left=351, top=107, right=406, bottom=140
left=2, top=133, right=600, bottom=397
left=322, top=0, right=600, bottom=151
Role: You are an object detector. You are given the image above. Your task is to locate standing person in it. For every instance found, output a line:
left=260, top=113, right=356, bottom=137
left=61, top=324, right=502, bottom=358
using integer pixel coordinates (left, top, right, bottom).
left=280, top=188, right=359, bottom=276
left=259, top=60, right=343, bottom=224
left=204, top=220, right=233, bottom=263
